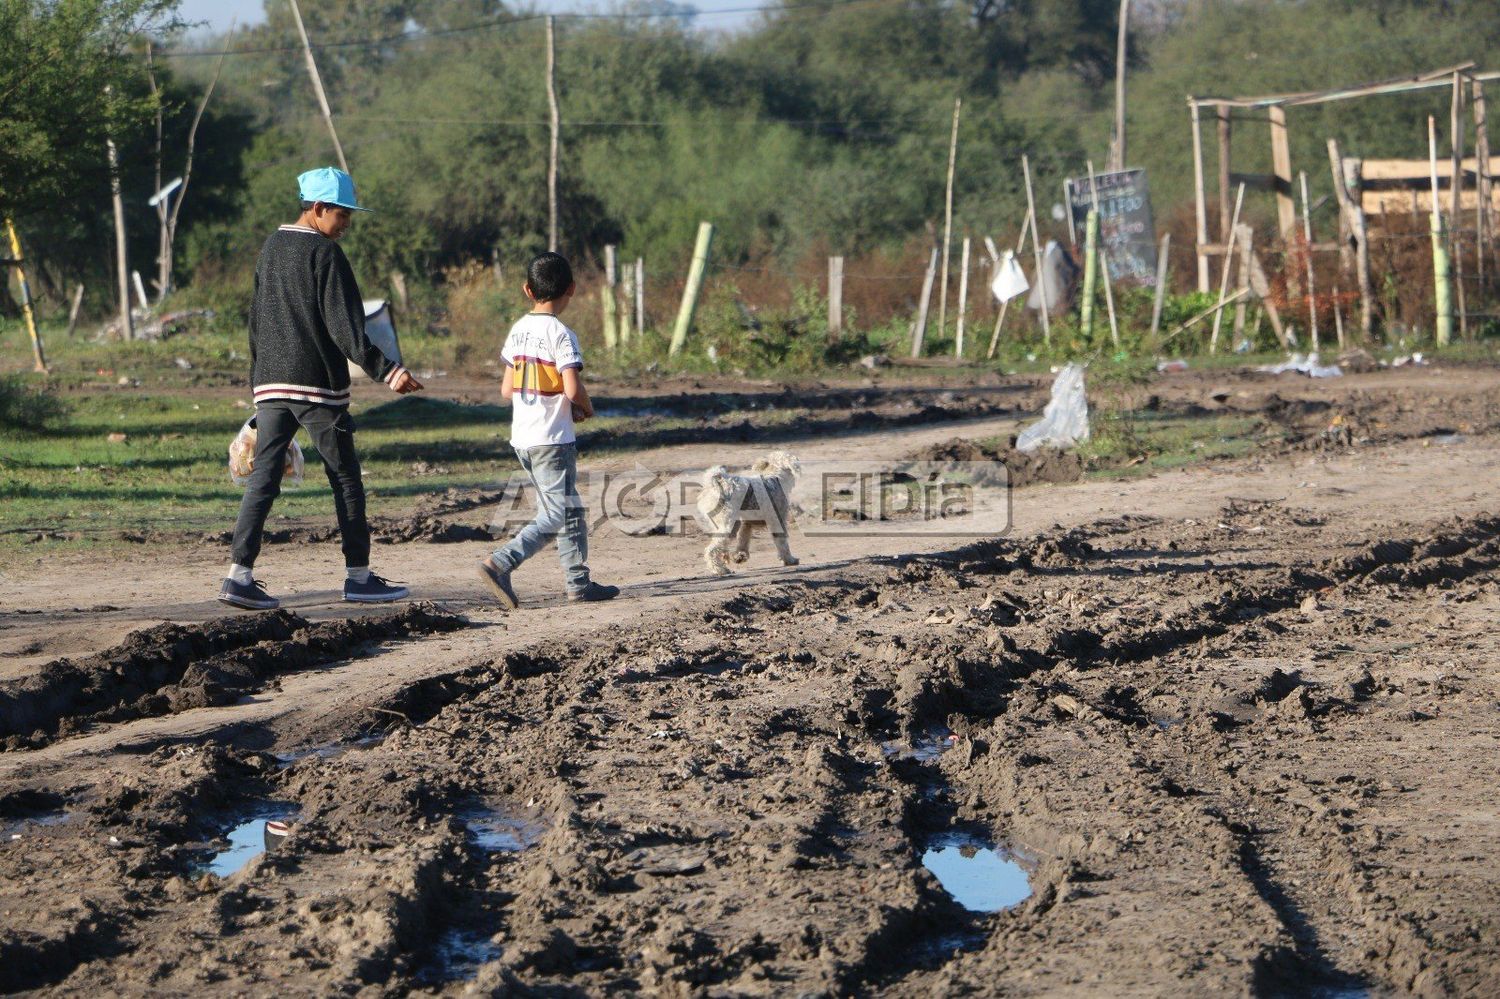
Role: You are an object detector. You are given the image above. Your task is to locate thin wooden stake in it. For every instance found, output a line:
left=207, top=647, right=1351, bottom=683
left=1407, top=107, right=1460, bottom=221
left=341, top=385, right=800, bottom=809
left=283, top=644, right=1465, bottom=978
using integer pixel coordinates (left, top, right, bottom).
left=1333, top=284, right=1346, bottom=347
left=1149, top=232, right=1171, bottom=336
left=1299, top=171, right=1318, bottom=351
left=1112, top=0, right=1130, bottom=171
left=1327, top=138, right=1374, bottom=341
left=1163, top=288, right=1250, bottom=343
left=635, top=257, right=645, bottom=333
left=938, top=97, right=961, bottom=335
left=1190, top=100, right=1211, bottom=292
left=1022, top=154, right=1049, bottom=343
left=1100, top=248, right=1120, bottom=348
left=1232, top=223, right=1252, bottom=346
left=669, top=223, right=713, bottom=356
left=828, top=256, right=844, bottom=339
left=288, top=0, right=347, bottom=172
left=1211, top=182, right=1246, bottom=354
left=546, top=15, right=560, bottom=252
left=1451, top=72, right=1468, bottom=338
left=602, top=244, right=618, bottom=351
left=66, top=283, right=85, bottom=338
left=985, top=215, right=1031, bottom=360
left=1474, top=78, right=1491, bottom=292
left=912, top=246, right=939, bottom=358
left=105, top=98, right=133, bottom=341
left=620, top=262, right=634, bottom=345
left=955, top=237, right=971, bottom=357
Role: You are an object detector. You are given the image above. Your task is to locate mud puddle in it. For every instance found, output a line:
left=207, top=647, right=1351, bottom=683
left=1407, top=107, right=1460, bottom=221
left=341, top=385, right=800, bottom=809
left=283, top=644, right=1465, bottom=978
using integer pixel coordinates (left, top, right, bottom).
left=458, top=800, right=544, bottom=853
left=921, top=831, right=1031, bottom=913
left=882, top=728, right=958, bottom=762
left=274, top=733, right=385, bottom=767
left=3, top=809, right=72, bottom=842
left=416, top=928, right=502, bottom=986
left=193, top=803, right=300, bottom=878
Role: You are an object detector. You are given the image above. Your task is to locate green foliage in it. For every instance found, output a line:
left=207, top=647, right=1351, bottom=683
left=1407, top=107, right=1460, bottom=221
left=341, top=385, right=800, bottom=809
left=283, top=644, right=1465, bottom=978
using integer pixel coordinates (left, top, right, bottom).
left=0, top=373, right=70, bottom=431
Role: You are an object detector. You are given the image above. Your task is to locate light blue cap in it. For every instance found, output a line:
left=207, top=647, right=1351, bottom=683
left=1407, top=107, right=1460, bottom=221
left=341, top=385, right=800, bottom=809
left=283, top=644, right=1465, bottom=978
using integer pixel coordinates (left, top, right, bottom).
left=297, top=167, right=372, bottom=212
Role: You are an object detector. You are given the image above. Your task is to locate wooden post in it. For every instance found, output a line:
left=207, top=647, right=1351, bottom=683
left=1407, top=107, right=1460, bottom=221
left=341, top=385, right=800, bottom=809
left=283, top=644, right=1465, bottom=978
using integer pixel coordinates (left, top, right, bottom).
left=105, top=97, right=133, bottom=341
left=1080, top=162, right=1101, bottom=340
left=602, top=244, right=618, bottom=351
left=546, top=15, right=560, bottom=252
left=4, top=219, right=46, bottom=371
left=1232, top=223, right=1253, bottom=345
left=1269, top=104, right=1296, bottom=238
left=1210, top=182, right=1245, bottom=354
left=1248, top=251, right=1290, bottom=348
left=620, top=262, right=634, bottom=345
left=911, top=246, right=939, bottom=358
left=938, top=97, right=961, bottom=336
left=288, top=0, right=348, bottom=173
left=1021, top=153, right=1049, bottom=343
left=1429, top=115, right=1453, bottom=346
left=827, top=255, right=844, bottom=339
left=132, top=270, right=150, bottom=311
left=1327, top=138, right=1374, bottom=342
left=1299, top=171, right=1318, bottom=352
left=1100, top=249, right=1120, bottom=348
left=1112, top=0, right=1130, bottom=172
left=669, top=223, right=713, bottom=356
left=1333, top=284, right=1346, bottom=348
left=1217, top=106, right=1232, bottom=276
left=66, top=283, right=85, bottom=338
left=390, top=271, right=408, bottom=311
left=634, top=257, right=645, bottom=334
left=1149, top=231, right=1170, bottom=336
left=985, top=216, right=1031, bottom=360
left=1474, top=79, right=1492, bottom=292
left=955, top=237, right=971, bottom=357
left=1190, top=100, right=1211, bottom=292
left=1451, top=73, right=1468, bottom=338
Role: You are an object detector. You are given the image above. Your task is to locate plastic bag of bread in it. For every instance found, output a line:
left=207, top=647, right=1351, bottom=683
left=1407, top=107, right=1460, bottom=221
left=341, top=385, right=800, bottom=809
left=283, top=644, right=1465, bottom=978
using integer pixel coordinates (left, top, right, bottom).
left=228, top=417, right=304, bottom=487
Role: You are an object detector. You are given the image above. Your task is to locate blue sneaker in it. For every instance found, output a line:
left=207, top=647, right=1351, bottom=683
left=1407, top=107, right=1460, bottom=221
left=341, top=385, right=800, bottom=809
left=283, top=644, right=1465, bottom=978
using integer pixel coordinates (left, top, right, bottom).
left=218, top=577, right=280, bottom=610
left=343, top=573, right=409, bottom=603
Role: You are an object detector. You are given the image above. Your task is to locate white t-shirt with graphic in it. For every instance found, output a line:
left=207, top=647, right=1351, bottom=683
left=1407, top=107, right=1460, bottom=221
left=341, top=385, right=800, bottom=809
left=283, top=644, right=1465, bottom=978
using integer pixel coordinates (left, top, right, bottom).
left=501, top=313, right=585, bottom=448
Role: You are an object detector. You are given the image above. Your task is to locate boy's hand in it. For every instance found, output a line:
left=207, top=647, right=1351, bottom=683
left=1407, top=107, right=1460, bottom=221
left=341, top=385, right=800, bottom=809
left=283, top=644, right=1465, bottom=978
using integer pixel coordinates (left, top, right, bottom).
left=391, top=369, right=424, bottom=394
left=571, top=401, right=592, bottom=422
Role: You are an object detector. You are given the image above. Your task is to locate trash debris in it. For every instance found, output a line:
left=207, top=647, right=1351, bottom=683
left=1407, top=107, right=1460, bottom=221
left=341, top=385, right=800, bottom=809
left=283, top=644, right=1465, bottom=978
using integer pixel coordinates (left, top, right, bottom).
left=1156, top=359, right=1189, bottom=373
left=106, top=432, right=128, bottom=444
left=1390, top=352, right=1427, bottom=367
left=990, top=250, right=1030, bottom=302
left=1256, top=352, right=1343, bottom=378
left=229, top=418, right=304, bottom=488
left=859, top=354, right=891, bottom=370
left=1017, top=363, right=1089, bottom=453
left=174, top=357, right=193, bottom=370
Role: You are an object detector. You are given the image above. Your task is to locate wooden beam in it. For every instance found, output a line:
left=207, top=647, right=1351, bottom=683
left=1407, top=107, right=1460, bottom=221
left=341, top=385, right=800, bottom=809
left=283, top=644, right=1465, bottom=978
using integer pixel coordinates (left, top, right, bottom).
left=1190, top=100, right=1210, bottom=292
left=1190, top=63, right=1493, bottom=110
left=1328, top=137, right=1374, bottom=342
left=1269, top=105, right=1296, bottom=237
left=1217, top=106, right=1232, bottom=249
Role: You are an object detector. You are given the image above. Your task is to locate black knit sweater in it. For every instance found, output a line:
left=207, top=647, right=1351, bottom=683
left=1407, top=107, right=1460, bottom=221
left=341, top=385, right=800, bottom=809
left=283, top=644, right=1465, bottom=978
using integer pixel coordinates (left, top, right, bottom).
left=248, top=225, right=407, bottom=406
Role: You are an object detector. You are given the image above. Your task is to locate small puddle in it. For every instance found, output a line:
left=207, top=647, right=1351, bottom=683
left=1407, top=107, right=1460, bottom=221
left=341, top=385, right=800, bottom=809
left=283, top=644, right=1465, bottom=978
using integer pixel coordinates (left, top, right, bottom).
left=274, top=734, right=384, bottom=767
left=458, top=802, right=545, bottom=853
left=882, top=729, right=958, bottom=763
left=416, top=928, right=502, bottom=985
left=196, top=805, right=301, bottom=877
left=3, top=810, right=71, bottom=842
left=921, top=832, right=1032, bottom=912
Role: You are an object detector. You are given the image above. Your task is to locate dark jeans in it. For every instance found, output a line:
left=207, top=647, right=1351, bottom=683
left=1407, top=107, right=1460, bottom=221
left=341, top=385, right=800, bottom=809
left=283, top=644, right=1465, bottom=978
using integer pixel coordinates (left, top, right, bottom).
left=231, top=401, right=369, bottom=569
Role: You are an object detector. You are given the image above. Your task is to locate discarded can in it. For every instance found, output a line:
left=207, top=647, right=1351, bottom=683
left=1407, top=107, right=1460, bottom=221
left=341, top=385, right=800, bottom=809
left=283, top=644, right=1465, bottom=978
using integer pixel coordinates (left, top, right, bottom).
left=264, top=820, right=291, bottom=852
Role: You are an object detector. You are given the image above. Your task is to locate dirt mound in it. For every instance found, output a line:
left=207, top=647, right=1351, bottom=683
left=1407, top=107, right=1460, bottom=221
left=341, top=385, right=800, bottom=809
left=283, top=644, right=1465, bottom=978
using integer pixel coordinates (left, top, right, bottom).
left=904, top=436, right=1084, bottom=488
left=0, top=604, right=467, bottom=750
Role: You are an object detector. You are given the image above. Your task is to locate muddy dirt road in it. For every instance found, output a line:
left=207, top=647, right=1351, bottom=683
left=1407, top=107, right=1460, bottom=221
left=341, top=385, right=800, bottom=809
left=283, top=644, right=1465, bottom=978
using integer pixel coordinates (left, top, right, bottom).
left=3, top=363, right=1500, bottom=995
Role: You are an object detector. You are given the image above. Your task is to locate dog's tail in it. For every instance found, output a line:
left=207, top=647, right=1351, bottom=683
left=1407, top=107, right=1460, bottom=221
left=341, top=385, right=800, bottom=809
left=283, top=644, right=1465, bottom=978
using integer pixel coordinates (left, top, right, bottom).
left=699, top=465, right=734, bottom=510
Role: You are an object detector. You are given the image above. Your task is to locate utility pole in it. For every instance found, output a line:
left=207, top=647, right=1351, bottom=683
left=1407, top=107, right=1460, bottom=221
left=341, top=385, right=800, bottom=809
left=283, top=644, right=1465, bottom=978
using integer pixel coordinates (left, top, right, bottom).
left=1112, top=0, right=1130, bottom=171
left=104, top=86, right=133, bottom=341
left=546, top=15, right=560, bottom=252
left=288, top=0, right=348, bottom=172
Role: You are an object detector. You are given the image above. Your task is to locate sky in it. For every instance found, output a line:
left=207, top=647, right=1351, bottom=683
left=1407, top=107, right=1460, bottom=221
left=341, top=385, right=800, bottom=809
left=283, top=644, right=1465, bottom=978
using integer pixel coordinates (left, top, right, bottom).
left=173, top=0, right=762, bottom=36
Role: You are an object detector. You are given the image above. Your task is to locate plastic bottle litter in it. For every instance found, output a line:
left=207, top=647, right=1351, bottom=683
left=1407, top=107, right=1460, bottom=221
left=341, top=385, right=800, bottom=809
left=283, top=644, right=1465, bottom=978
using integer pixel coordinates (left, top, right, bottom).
left=228, top=418, right=304, bottom=487
left=1017, top=363, right=1090, bottom=453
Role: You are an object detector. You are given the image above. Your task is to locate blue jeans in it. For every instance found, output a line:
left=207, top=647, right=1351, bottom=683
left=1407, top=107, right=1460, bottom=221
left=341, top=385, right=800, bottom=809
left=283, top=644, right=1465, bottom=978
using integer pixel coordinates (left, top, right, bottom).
left=490, top=443, right=591, bottom=592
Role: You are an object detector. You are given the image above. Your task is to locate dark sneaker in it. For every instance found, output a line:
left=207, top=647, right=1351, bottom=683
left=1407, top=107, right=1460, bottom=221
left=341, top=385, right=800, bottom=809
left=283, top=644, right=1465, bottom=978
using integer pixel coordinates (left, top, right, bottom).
left=218, top=577, right=280, bottom=610
left=567, top=581, right=620, bottom=603
left=343, top=573, right=409, bottom=603
left=476, top=557, right=519, bottom=609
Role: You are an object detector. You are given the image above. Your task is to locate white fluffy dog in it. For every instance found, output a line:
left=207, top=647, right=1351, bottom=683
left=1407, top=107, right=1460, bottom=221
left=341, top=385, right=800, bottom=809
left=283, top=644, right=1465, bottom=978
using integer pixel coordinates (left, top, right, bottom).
left=697, top=451, right=802, bottom=576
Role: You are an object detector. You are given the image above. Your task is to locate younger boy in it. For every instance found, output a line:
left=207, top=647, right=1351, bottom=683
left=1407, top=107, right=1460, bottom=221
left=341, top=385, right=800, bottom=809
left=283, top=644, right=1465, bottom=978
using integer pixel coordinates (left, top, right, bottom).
left=477, top=252, right=618, bottom=608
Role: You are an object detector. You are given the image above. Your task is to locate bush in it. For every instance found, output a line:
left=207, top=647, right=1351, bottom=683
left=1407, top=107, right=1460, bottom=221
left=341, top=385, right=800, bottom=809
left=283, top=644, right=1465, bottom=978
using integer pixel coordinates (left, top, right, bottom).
left=0, top=375, right=69, bottom=432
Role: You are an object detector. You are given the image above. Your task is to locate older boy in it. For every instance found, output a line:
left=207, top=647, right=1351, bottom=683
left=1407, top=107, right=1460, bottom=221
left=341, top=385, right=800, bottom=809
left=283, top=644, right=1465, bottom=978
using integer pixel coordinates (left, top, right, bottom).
left=219, top=167, right=422, bottom=611
left=477, top=252, right=618, bottom=608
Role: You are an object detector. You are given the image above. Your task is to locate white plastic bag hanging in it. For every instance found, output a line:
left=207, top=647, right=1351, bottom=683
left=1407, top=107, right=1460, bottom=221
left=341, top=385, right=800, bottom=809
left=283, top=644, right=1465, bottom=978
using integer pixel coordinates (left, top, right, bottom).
left=991, top=250, right=1030, bottom=303
left=228, top=417, right=304, bottom=487
left=1017, top=363, right=1090, bottom=453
